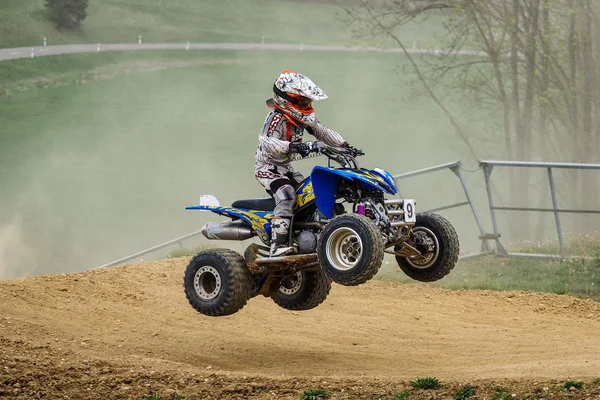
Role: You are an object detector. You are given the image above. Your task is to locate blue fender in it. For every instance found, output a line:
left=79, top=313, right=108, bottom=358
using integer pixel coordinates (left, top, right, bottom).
left=310, top=166, right=398, bottom=218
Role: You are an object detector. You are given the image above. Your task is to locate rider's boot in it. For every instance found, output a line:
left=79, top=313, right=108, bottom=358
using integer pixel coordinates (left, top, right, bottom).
left=270, top=217, right=296, bottom=257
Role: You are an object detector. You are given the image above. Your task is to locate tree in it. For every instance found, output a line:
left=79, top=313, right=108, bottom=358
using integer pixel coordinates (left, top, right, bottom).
left=347, top=0, right=600, bottom=236
left=45, top=0, right=89, bottom=30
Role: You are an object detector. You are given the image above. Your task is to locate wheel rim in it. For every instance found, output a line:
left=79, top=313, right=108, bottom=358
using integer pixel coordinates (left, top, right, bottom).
left=406, top=227, right=439, bottom=269
left=193, top=265, right=222, bottom=300
left=325, top=227, right=363, bottom=271
left=279, top=271, right=303, bottom=295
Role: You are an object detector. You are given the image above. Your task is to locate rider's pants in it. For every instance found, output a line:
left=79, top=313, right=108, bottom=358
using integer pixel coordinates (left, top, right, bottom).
left=254, top=162, right=303, bottom=218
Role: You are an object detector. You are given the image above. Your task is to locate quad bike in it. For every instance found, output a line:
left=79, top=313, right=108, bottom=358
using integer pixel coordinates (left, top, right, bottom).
left=183, top=144, right=459, bottom=316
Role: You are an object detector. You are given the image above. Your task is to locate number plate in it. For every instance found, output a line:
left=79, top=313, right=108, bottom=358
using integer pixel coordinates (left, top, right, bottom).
left=403, top=199, right=416, bottom=223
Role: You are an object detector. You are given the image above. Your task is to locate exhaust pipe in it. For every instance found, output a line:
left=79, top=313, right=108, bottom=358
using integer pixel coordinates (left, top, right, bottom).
left=201, top=221, right=255, bottom=240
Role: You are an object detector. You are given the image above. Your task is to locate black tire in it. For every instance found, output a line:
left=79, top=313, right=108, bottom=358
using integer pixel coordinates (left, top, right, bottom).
left=396, top=212, right=459, bottom=282
left=272, top=270, right=332, bottom=311
left=183, top=248, right=252, bottom=317
left=317, top=213, right=384, bottom=286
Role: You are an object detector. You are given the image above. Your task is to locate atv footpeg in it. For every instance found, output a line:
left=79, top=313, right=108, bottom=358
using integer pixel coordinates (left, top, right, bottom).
left=256, top=253, right=319, bottom=271
left=245, top=243, right=320, bottom=272
left=256, top=253, right=318, bottom=265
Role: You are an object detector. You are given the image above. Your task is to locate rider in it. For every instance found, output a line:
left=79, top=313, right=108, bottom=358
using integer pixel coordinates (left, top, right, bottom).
left=255, top=70, right=353, bottom=257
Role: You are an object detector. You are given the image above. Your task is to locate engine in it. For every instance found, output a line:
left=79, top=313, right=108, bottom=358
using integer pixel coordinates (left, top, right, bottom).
left=296, top=230, right=318, bottom=254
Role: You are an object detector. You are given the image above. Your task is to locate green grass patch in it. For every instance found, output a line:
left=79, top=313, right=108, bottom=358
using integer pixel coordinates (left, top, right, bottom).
left=300, top=389, right=329, bottom=400
left=0, top=0, right=449, bottom=49
left=141, top=394, right=162, bottom=400
left=391, top=391, right=410, bottom=400
left=453, top=386, right=477, bottom=399
left=377, top=234, right=600, bottom=299
left=446, top=256, right=599, bottom=298
left=560, top=380, right=583, bottom=390
left=510, top=232, right=600, bottom=258
left=409, top=377, right=440, bottom=390
left=491, top=386, right=511, bottom=400
left=378, top=254, right=600, bottom=298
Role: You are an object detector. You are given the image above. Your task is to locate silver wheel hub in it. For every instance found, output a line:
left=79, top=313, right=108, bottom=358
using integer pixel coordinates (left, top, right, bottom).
left=279, top=271, right=303, bottom=295
left=193, top=266, right=221, bottom=300
left=406, top=227, right=440, bottom=269
left=326, top=227, right=363, bottom=271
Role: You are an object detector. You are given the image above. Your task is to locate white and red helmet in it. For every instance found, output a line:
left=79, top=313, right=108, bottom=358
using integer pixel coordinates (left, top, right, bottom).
left=267, top=70, right=328, bottom=126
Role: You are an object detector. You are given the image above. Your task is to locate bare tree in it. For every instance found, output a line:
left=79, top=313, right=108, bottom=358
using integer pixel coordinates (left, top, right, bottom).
left=347, top=0, right=600, bottom=237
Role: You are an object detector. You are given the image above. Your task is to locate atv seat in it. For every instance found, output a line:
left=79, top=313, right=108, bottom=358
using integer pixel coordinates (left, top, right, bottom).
left=231, top=197, right=275, bottom=211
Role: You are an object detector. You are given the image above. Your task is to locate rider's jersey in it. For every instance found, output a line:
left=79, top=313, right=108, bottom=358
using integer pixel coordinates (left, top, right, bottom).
left=255, top=110, right=346, bottom=167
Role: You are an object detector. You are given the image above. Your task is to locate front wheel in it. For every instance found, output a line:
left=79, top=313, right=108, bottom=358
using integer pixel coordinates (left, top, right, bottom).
left=396, top=212, right=459, bottom=282
left=272, top=270, right=332, bottom=311
left=184, top=249, right=252, bottom=316
left=317, top=213, right=384, bottom=286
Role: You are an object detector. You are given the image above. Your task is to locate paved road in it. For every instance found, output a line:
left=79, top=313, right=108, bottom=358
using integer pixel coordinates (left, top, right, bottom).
left=0, top=42, right=486, bottom=61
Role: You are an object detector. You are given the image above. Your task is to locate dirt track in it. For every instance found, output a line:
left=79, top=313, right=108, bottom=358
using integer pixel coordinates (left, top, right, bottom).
left=1, top=257, right=600, bottom=399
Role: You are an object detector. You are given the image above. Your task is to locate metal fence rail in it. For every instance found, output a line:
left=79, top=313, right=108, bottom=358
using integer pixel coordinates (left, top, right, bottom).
left=96, top=159, right=600, bottom=269
left=95, top=229, right=203, bottom=269
left=97, top=160, right=490, bottom=268
left=479, top=160, right=600, bottom=258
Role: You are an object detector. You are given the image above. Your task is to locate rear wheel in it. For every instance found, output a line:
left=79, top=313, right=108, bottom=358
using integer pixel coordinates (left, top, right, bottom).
left=317, top=214, right=384, bottom=286
left=272, top=270, right=332, bottom=310
left=184, top=249, right=252, bottom=316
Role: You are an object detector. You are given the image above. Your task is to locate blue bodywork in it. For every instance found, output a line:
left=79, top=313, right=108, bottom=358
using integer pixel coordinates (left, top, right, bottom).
left=311, top=166, right=397, bottom=218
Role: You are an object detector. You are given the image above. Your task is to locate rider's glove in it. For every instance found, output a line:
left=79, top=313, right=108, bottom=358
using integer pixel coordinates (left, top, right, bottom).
left=289, top=141, right=322, bottom=157
left=341, top=142, right=363, bottom=156
left=289, top=142, right=312, bottom=157
left=312, top=141, right=325, bottom=152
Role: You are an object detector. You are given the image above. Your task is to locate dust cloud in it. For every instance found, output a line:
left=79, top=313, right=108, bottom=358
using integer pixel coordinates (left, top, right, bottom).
left=0, top=216, right=37, bottom=280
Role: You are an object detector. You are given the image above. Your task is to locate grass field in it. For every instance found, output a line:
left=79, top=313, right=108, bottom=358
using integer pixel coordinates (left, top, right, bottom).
left=377, top=232, right=600, bottom=299
left=379, top=255, right=600, bottom=299
left=0, top=0, right=449, bottom=49
left=0, top=48, right=492, bottom=279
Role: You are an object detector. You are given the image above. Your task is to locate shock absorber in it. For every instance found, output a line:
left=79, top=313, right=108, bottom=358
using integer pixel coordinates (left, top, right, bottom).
left=356, top=201, right=375, bottom=219
left=356, top=202, right=365, bottom=215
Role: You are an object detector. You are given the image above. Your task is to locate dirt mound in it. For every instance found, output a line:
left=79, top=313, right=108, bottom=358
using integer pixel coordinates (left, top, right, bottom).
left=1, top=257, right=599, bottom=399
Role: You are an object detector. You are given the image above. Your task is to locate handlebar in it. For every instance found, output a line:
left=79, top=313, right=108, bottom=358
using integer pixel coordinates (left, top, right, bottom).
left=290, top=142, right=364, bottom=169
left=319, top=143, right=364, bottom=169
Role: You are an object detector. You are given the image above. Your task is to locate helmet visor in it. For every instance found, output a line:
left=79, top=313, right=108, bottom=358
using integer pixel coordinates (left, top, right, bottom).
left=290, top=96, right=313, bottom=110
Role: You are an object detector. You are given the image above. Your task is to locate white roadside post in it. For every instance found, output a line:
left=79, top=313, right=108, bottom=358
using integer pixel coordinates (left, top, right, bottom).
left=30, top=48, right=34, bottom=58
left=43, top=37, right=47, bottom=47
left=138, top=34, right=142, bottom=44
left=186, top=41, right=190, bottom=51
left=97, top=43, right=100, bottom=52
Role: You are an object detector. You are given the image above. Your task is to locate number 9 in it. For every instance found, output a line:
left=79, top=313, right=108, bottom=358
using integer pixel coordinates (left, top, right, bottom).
left=406, top=202, right=413, bottom=219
